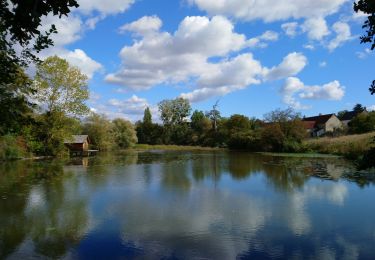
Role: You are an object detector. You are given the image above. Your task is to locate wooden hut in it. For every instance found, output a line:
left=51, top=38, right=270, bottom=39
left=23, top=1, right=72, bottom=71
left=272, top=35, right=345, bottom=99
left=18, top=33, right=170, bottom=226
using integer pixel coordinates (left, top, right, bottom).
left=64, top=135, right=90, bottom=156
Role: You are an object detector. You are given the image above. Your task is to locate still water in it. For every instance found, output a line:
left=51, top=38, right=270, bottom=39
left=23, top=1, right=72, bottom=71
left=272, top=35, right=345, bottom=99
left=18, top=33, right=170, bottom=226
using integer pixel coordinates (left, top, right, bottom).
left=1, top=151, right=375, bottom=259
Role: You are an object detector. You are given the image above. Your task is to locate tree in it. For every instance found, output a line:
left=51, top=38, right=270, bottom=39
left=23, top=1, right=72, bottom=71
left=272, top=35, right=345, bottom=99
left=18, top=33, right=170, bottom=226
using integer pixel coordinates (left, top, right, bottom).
left=224, top=114, right=261, bottom=149
left=190, top=110, right=211, bottom=145
left=262, top=108, right=306, bottom=152
left=206, top=100, right=221, bottom=132
left=143, top=107, right=152, bottom=125
left=0, top=0, right=79, bottom=98
left=33, top=56, right=89, bottom=115
left=353, top=103, right=366, bottom=113
left=112, top=118, right=137, bottom=149
left=349, top=111, right=375, bottom=134
left=354, top=0, right=375, bottom=94
left=0, top=68, right=35, bottom=135
left=83, top=113, right=114, bottom=151
left=158, top=98, right=191, bottom=126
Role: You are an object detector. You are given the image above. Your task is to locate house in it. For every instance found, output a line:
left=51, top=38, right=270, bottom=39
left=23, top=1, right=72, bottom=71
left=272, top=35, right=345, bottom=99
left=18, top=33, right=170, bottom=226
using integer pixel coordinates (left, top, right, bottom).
left=64, top=135, right=90, bottom=155
left=340, top=110, right=367, bottom=127
left=302, top=114, right=343, bottom=137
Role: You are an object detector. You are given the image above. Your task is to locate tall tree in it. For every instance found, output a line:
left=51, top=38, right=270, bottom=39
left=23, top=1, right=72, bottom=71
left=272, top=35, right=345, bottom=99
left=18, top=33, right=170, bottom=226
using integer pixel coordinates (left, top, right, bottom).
left=112, top=118, right=138, bottom=149
left=353, top=103, right=366, bottom=113
left=83, top=113, right=114, bottom=151
left=158, top=98, right=191, bottom=126
left=206, top=100, right=221, bottom=132
left=33, top=56, right=89, bottom=115
left=143, top=107, right=152, bottom=125
left=354, top=0, right=375, bottom=94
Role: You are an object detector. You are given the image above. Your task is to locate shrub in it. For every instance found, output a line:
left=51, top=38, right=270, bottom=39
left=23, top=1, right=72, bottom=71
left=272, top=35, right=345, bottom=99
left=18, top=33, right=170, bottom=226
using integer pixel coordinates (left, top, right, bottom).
left=0, top=135, right=27, bottom=160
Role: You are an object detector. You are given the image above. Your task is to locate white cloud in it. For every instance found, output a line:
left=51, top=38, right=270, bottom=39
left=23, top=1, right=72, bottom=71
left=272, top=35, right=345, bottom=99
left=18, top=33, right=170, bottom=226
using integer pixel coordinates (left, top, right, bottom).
left=327, top=21, right=353, bottom=51
left=101, top=95, right=159, bottom=121
left=356, top=48, right=372, bottom=59
left=36, top=14, right=103, bottom=79
left=189, top=0, right=348, bottom=22
left=281, top=77, right=345, bottom=109
left=59, top=49, right=103, bottom=79
left=77, top=0, right=135, bottom=16
left=263, top=52, right=307, bottom=81
left=119, top=15, right=163, bottom=35
left=301, top=17, right=330, bottom=41
left=106, top=15, right=255, bottom=91
left=368, top=105, right=375, bottom=111
left=319, top=61, right=327, bottom=67
left=303, top=44, right=315, bottom=50
left=40, top=14, right=83, bottom=47
left=281, top=22, right=299, bottom=37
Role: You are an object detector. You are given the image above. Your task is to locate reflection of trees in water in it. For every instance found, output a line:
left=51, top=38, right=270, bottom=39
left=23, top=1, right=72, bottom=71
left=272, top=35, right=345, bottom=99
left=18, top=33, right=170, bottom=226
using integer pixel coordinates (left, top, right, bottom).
left=227, top=152, right=264, bottom=180
left=161, top=160, right=191, bottom=191
left=0, top=160, right=90, bottom=259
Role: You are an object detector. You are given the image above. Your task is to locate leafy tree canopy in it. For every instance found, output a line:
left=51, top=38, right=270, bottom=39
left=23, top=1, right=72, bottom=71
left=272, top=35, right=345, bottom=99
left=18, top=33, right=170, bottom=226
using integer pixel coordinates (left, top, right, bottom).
left=354, top=0, right=375, bottom=94
left=158, top=98, right=191, bottom=126
left=33, top=56, right=89, bottom=116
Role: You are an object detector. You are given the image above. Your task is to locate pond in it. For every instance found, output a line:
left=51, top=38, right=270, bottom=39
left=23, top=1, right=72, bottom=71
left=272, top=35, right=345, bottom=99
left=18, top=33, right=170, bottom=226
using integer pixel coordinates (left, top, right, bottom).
left=0, top=151, right=375, bottom=259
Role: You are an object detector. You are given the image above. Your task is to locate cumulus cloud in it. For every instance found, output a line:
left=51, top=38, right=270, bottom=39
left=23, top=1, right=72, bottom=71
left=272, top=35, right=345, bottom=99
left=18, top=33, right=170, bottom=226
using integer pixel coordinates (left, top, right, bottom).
left=107, top=15, right=305, bottom=102
left=319, top=61, right=327, bottom=67
left=40, top=14, right=83, bottom=47
left=58, top=49, right=103, bottom=79
left=106, top=15, right=256, bottom=92
left=356, top=48, right=372, bottom=59
left=77, top=0, right=135, bottom=16
left=327, top=21, right=353, bottom=51
left=36, top=14, right=103, bottom=79
left=189, top=0, right=348, bottom=22
left=263, top=52, right=307, bottom=81
left=102, top=95, right=159, bottom=121
left=281, top=22, right=299, bottom=37
left=301, top=17, right=330, bottom=41
left=281, top=77, right=345, bottom=109
left=119, top=15, right=163, bottom=35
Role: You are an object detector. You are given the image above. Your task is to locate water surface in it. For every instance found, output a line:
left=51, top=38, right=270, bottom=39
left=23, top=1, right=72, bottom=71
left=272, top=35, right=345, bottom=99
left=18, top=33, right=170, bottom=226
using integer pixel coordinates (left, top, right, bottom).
left=1, top=151, right=374, bottom=259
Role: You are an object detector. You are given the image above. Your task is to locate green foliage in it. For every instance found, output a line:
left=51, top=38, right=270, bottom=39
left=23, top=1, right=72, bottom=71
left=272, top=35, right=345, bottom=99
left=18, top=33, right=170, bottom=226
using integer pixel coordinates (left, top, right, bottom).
left=349, top=111, right=375, bottom=134
left=190, top=110, right=211, bottom=145
left=353, top=103, right=366, bottom=113
left=37, top=111, right=79, bottom=156
left=158, top=98, right=191, bottom=126
left=112, top=118, right=138, bottom=149
left=354, top=0, right=375, bottom=94
left=143, top=107, right=152, bottom=125
left=0, top=0, right=79, bottom=102
left=261, top=108, right=306, bottom=152
left=224, top=114, right=261, bottom=150
left=0, top=135, right=27, bottom=160
left=33, top=56, right=89, bottom=116
left=83, top=113, right=114, bottom=151
left=0, top=68, right=35, bottom=135
left=354, top=0, right=375, bottom=50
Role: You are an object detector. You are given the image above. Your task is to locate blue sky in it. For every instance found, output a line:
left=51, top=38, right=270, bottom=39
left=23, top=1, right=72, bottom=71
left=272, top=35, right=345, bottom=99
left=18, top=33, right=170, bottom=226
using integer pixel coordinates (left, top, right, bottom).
left=39, top=0, right=375, bottom=121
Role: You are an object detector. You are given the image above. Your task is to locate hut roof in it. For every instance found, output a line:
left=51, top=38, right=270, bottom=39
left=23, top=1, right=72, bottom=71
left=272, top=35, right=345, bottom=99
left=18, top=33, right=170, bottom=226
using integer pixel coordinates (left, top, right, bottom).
left=302, top=114, right=335, bottom=125
left=64, top=135, right=89, bottom=144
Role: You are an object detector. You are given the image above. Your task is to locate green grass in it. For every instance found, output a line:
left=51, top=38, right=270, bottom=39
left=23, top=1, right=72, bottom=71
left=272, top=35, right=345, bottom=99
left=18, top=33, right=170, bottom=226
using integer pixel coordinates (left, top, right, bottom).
left=260, top=152, right=340, bottom=158
left=132, top=144, right=222, bottom=151
left=304, top=132, right=375, bottom=159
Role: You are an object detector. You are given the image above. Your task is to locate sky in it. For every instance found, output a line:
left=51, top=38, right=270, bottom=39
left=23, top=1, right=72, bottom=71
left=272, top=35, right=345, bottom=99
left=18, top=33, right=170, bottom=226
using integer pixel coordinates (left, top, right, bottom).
left=37, top=0, right=375, bottom=122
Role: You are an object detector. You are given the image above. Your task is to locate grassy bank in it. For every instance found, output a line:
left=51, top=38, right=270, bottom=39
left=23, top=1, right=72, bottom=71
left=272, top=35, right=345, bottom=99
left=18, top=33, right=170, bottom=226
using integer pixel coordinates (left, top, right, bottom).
left=304, top=132, right=375, bottom=159
left=132, top=144, right=223, bottom=151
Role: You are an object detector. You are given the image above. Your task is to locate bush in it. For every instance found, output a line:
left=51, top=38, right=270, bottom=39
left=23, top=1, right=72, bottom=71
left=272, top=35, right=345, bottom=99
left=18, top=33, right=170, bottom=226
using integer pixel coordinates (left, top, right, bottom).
left=0, top=135, right=27, bottom=160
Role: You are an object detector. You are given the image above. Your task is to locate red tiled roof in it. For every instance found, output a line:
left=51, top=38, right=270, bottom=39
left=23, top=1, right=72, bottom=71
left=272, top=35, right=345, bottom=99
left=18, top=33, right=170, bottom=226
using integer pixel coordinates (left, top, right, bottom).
left=302, top=114, right=335, bottom=125
left=303, top=121, right=316, bottom=130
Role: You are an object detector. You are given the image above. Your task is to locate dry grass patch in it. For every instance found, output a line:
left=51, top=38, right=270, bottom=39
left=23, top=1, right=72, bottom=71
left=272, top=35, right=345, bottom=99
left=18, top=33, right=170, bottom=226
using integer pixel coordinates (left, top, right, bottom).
left=304, top=132, right=375, bottom=158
